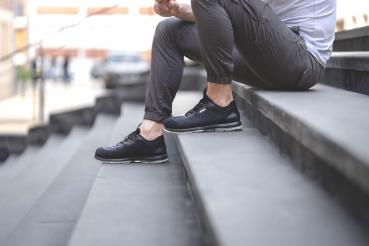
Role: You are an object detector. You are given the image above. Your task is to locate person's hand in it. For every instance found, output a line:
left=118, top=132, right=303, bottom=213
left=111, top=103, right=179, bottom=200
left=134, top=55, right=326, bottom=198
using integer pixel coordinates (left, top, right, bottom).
left=154, top=0, right=180, bottom=17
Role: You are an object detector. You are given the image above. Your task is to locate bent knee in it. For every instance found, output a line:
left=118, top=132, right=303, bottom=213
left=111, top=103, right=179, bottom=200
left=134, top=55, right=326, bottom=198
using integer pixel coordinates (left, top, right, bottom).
left=155, top=18, right=183, bottom=38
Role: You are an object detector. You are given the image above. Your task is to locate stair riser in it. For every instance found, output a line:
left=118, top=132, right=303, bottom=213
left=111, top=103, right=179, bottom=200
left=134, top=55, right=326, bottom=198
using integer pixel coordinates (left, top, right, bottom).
left=0, top=136, right=27, bottom=156
left=95, top=95, right=121, bottom=116
left=334, top=38, right=369, bottom=52
left=320, top=69, right=369, bottom=96
left=234, top=92, right=369, bottom=230
left=49, top=107, right=96, bottom=135
left=28, top=125, right=50, bottom=146
left=334, top=27, right=369, bottom=52
left=175, top=137, right=220, bottom=246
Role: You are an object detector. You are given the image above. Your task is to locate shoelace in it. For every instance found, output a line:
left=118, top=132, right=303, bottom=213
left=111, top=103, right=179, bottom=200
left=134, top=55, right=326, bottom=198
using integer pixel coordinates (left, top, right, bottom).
left=185, top=98, right=209, bottom=116
left=115, top=131, right=138, bottom=146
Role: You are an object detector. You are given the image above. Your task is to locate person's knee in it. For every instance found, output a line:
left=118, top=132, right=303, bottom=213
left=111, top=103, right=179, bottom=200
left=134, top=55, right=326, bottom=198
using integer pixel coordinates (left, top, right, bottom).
left=191, top=0, right=206, bottom=15
left=192, top=0, right=220, bottom=15
left=154, top=17, right=182, bottom=42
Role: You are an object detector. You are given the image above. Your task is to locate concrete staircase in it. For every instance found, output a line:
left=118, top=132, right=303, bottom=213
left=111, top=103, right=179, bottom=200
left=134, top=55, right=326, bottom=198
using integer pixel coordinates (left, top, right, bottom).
left=0, top=27, right=369, bottom=245
left=321, top=26, right=369, bottom=95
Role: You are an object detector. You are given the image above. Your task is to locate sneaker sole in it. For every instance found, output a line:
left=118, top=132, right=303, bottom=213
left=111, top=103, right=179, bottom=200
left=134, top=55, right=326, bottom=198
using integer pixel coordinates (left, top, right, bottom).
left=163, top=121, right=243, bottom=134
left=95, top=155, right=169, bottom=164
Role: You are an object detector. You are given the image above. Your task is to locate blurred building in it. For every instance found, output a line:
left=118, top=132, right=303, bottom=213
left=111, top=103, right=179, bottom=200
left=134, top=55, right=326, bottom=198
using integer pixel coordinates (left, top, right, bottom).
left=337, top=0, right=369, bottom=31
left=27, top=0, right=165, bottom=61
left=14, top=0, right=29, bottom=65
left=0, top=0, right=15, bottom=100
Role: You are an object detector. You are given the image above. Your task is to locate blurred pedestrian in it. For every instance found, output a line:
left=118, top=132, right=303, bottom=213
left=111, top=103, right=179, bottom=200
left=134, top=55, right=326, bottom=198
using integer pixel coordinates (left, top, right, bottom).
left=50, top=56, right=57, bottom=81
left=31, top=58, right=39, bottom=86
left=62, top=55, right=71, bottom=83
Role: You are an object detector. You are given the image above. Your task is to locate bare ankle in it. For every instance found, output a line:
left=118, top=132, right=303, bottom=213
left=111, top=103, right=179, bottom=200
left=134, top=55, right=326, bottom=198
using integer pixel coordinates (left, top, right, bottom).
left=139, top=120, right=163, bottom=141
left=206, top=82, right=234, bottom=107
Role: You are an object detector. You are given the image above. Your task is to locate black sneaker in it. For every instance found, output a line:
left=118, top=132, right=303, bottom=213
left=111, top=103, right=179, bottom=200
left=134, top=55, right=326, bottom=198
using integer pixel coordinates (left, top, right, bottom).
left=95, top=128, right=168, bottom=164
left=163, top=94, right=242, bottom=133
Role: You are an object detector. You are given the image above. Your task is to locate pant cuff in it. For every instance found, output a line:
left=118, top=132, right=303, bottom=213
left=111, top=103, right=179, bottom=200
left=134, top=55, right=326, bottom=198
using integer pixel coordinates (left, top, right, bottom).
left=207, top=76, right=233, bottom=84
left=144, top=110, right=169, bottom=123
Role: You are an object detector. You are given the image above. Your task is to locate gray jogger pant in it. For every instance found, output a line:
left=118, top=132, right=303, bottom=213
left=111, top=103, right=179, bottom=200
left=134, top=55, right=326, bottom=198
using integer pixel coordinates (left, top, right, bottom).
left=144, top=0, right=325, bottom=123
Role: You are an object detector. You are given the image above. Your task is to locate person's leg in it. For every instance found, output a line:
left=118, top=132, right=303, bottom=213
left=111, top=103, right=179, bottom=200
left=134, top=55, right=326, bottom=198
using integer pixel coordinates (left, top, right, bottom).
left=191, top=0, right=320, bottom=91
left=95, top=18, right=203, bottom=163
left=163, top=0, right=320, bottom=133
left=190, top=0, right=236, bottom=107
left=140, top=18, right=202, bottom=140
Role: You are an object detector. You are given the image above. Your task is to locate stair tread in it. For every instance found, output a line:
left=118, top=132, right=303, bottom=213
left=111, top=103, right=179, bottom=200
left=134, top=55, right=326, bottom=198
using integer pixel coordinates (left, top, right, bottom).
left=0, top=126, right=91, bottom=243
left=176, top=129, right=369, bottom=246
left=327, top=52, right=369, bottom=71
left=233, top=82, right=369, bottom=193
left=0, top=147, right=40, bottom=190
left=335, top=26, right=369, bottom=40
left=67, top=103, right=204, bottom=246
left=0, top=137, right=64, bottom=200
left=2, top=115, right=118, bottom=246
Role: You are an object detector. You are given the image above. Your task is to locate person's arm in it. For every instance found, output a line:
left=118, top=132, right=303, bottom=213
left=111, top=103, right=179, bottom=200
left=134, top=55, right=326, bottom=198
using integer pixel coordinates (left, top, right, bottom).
left=154, top=0, right=195, bottom=22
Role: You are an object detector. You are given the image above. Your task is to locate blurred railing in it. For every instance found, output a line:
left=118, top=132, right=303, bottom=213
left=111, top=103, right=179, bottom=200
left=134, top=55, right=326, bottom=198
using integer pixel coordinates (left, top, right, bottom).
left=0, top=4, right=119, bottom=132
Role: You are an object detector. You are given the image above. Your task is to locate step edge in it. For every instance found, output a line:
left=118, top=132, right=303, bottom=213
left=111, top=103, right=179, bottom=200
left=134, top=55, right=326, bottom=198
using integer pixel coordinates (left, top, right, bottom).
left=174, top=135, right=222, bottom=246
left=233, top=82, right=369, bottom=194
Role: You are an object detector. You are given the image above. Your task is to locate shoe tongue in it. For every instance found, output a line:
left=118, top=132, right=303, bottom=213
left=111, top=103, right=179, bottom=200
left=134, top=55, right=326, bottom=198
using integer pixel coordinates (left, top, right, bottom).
left=133, top=128, right=145, bottom=140
left=203, top=93, right=217, bottom=106
left=201, top=87, right=215, bottom=105
left=135, top=127, right=141, bottom=135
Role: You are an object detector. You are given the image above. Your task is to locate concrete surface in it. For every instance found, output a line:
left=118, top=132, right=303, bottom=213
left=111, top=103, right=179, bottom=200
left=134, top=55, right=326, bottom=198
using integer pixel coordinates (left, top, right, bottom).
left=334, top=26, right=369, bottom=51
left=327, top=52, right=369, bottom=71
left=0, top=128, right=87, bottom=243
left=233, top=82, right=369, bottom=195
left=176, top=129, right=369, bottom=246
left=2, top=115, right=118, bottom=246
left=67, top=104, right=204, bottom=246
left=321, top=52, right=369, bottom=96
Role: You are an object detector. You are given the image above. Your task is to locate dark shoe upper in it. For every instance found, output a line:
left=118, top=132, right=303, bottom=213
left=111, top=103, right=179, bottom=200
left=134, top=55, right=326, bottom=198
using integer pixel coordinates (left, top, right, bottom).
left=164, top=93, right=241, bottom=130
left=95, top=128, right=167, bottom=161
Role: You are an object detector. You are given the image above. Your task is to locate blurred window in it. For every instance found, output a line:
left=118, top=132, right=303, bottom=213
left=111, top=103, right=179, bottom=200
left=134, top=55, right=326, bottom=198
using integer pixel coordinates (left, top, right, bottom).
left=108, top=55, right=141, bottom=63
left=16, top=2, right=24, bottom=16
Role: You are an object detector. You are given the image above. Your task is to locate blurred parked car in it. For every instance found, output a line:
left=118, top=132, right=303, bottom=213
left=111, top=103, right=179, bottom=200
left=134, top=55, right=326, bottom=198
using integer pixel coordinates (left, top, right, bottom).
left=102, top=52, right=150, bottom=89
left=90, top=60, right=106, bottom=79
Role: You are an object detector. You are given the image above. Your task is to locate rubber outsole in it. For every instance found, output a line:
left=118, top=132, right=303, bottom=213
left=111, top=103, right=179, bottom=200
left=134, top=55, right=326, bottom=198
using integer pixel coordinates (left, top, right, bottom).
left=163, top=122, right=243, bottom=134
left=95, top=155, right=169, bottom=164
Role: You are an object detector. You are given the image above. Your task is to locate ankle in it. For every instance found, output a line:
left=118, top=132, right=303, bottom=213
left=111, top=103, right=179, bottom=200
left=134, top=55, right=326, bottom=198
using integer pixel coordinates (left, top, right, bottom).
left=206, top=82, right=233, bottom=107
left=139, top=120, right=163, bottom=141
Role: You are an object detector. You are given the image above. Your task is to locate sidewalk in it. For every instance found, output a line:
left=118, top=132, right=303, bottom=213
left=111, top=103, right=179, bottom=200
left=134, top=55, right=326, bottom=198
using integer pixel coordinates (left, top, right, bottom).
left=0, top=79, right=106, bottom=134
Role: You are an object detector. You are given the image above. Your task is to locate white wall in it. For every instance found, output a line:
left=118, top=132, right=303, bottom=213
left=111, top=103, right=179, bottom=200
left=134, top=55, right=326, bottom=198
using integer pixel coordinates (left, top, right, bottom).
left=0, top=7, right=15, bottom=100
left=337, top=0, right=369, bottom=30
left=28, top=0, right=165, bottom=53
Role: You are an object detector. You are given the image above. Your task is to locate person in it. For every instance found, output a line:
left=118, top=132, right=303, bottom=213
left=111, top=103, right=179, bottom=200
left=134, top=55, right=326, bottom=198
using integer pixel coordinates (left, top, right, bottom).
left=31, top=58, right=39, bottom=86
left=62, top=55, right=71, bottom=83
left=95, top=0, right=336, bottom=163
left=50, top=56, right=57, bottom=81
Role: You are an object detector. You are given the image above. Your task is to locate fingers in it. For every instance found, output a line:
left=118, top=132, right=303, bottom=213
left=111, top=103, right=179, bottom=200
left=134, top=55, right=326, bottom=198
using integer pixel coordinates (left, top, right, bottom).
left=156, top=0, right=170, bottom=10
left=169, top=0, right=178, bottom=9
left=155, top=1, right=169, bottom=11
left=154, top=2, right=171, bottom=17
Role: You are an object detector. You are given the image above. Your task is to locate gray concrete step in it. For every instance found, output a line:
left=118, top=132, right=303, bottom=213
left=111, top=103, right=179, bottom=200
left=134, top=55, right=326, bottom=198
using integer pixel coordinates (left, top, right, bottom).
left=2, top=115, right=118, bottom=246
left=327, top=52, right=369, bottom=71
left=321, top=52, right=369, bottom=96
left=67, top=103, right=204, bottom=246
left=176, top=129, right=369, bottom=246
left=233, top=82, right=369, bottom=227
left=0, top=147, right=40, bottom=193
left=0, top=136, right=65, bottom=201
left=0, top=127, right=90, bottom=243
left=334, top=26, right=369, bottom=51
